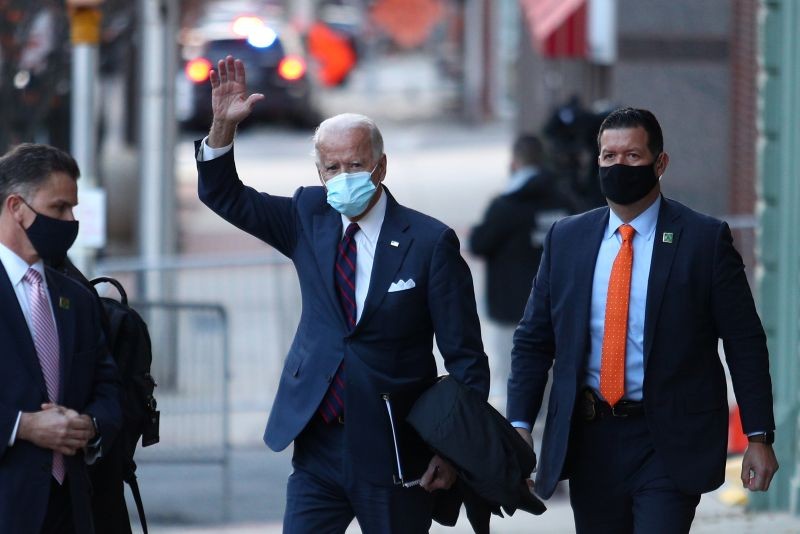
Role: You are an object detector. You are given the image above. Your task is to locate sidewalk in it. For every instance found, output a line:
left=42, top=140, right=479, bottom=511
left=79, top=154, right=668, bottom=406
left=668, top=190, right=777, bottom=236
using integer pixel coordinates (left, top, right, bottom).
left=149, top=497, right=799, bottom=534
left=147, top=459, right=800, bottom=534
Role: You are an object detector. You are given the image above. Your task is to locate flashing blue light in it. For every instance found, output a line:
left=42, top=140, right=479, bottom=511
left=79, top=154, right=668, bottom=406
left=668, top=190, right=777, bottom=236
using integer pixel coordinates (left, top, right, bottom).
left=248, top=27, right=277, bottom=48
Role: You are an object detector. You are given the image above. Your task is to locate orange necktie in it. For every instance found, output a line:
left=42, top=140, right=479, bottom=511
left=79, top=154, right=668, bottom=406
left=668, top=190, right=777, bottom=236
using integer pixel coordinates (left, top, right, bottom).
left=600, top=224, right=635, bottom=406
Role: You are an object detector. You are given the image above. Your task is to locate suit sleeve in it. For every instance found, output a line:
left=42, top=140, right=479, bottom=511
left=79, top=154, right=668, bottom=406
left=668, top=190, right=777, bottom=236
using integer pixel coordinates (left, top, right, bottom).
left=428, top=228, right=490, bottom=398
left=196, top=140, right=298, bottom=257
left=0, top=406, right=19, bottom=458
left=506, top=223, right=556, bottom=426
left=711, top=222, right=775, bottom=433
left=82, top=296, right=123, bottom=448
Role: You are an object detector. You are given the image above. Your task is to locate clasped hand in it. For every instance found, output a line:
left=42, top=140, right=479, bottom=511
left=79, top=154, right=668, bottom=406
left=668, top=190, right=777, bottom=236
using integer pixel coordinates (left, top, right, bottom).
left=18, top=403, right=96, bottom=456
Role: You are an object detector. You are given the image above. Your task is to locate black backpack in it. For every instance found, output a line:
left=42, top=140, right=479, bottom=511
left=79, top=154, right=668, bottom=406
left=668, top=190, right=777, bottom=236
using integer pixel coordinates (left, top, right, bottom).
left=89, top=277, right=160, bottom=534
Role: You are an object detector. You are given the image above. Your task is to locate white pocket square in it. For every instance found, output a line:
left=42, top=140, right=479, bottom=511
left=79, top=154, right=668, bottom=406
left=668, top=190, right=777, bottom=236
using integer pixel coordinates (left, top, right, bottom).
left=388, top=279, right=416, bottom=292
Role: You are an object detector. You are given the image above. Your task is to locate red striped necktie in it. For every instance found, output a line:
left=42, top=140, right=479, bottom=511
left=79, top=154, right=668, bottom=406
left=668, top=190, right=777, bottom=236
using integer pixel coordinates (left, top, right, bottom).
left=320, top=222, right=359, bottom=423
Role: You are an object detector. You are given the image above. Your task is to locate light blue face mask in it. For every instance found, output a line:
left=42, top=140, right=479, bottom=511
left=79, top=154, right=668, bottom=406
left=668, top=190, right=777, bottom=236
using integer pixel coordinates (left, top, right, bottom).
left=324, top=165, right=379, bottom=218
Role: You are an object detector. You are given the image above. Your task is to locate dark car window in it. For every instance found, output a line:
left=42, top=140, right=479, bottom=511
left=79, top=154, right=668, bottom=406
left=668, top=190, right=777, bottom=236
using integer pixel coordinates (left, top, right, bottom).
left=206, top=38, right=286, bottom=67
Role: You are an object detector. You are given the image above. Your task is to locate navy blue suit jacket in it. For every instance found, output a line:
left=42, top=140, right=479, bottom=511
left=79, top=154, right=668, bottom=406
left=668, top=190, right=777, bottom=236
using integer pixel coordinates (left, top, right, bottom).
left=0, top=264, right=122, bottom=534
left=507, top=196, right=774, bottom=498
left=197, top=145, right=489, bottom=486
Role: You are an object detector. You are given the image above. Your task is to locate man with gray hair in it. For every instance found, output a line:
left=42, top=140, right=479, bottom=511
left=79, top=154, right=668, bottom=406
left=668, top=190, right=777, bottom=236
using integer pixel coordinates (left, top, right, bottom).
left=195, top=56, right=489, bottom=532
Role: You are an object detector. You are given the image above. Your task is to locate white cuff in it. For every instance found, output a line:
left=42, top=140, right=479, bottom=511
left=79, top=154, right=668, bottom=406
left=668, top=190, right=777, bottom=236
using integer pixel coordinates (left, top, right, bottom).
left=8, top=411, right=21, bottom=446
left=84, top=437, right=103, bottom=465
left=198, top=136, right=233, bottom=161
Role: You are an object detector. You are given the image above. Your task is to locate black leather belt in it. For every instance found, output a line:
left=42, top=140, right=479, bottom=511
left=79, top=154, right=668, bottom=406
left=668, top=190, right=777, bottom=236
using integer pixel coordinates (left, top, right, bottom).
left=579, top=389, right=644, bottom=421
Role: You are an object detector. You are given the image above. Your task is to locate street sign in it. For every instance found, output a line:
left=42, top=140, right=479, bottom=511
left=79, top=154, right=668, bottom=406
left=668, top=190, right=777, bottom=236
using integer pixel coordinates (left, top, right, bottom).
left=370, top=0, right=444, bottom=49
left=73, top=187, right=107, bottom=249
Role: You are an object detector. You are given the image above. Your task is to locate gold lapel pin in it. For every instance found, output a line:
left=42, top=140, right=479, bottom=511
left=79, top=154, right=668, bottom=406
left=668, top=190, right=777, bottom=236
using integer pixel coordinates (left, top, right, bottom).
left=59, top=296, right=70, bottom=310
left=662, top=232, right=674, bottom=244
left=390, top=240, right=399, bottom=247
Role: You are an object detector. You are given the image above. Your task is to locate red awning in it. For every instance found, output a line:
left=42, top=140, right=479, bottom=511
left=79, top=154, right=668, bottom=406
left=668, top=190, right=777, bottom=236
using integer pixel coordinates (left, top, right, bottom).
left=520, top=0, right=587, bottom=58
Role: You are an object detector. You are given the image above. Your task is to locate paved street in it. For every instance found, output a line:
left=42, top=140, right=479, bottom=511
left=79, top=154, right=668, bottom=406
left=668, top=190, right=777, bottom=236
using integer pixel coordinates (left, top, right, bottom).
left=129, top=449, right=800, bottom=533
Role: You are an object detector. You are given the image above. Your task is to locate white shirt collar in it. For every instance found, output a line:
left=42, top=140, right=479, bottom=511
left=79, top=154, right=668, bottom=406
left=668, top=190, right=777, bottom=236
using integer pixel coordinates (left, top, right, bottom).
left=605, top=196, right=661, bottom=241
left=505, top=165, right=540, bottom=194
left=0, top=242, right=45, bottom=287
left=340, top=185, right=388, bottom=244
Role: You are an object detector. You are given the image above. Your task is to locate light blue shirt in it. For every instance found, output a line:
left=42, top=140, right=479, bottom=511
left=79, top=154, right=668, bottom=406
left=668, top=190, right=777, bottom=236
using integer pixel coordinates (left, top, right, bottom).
left=511, top=198, right=661, bottom=431
left=585, top=197, right=660, bottom=402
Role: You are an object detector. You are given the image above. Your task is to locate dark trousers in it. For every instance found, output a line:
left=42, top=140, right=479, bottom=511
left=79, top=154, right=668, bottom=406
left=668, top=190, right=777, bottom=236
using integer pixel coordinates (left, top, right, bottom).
left=283, top=417, right=433, bottom=534
left=567, top=412, right=701, bottom=534
left=40, top=477, right=75, bottom=534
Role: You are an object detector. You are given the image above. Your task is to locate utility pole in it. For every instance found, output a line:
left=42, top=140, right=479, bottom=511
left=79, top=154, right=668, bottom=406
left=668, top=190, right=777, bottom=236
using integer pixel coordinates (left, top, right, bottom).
left=138, top=0, right=177, bottom=294
left=67, top=0, right=105, bottom=276
left=138, top=0, right=179, bottom=390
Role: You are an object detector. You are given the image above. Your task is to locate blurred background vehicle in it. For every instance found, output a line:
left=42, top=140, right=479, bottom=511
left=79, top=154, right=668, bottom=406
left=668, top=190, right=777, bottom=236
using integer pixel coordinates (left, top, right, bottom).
left=176, top=5, right=320, bottom=129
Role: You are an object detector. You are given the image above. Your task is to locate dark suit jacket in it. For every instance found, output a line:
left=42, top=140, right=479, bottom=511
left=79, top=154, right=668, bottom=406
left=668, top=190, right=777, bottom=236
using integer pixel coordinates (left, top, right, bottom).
left=0, top=263, right=122, bottom=534
left=507, top=196, right=774, bottom=498
left=408, top=376, right=545, bottom=534
left=197, top=144, right=490, bottom=486
left=470, top=171, right=575, bottom=323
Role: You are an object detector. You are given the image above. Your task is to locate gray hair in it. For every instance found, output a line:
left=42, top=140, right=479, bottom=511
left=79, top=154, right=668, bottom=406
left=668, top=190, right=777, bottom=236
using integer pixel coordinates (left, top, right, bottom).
left=312, top=113, right=384, bottom=164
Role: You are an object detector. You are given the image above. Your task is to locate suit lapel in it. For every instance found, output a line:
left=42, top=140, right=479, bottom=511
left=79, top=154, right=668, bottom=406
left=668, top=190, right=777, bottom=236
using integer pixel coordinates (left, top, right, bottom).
left=357, top=193, right=411, bottom=330
left=46, top=270, right=74, bottom=403
left=313, top=208, right=347, bottom=328
left=0, top=263, right=48, bottom=397
left=572, top=208, right=609, bottom=359
left=643, top=197, right=683, bottom=366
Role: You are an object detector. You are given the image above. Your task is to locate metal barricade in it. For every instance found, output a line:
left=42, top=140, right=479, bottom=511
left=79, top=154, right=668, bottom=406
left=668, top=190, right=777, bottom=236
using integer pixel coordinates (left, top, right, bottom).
left=96, top=254, right=300, bottom=422
left=128, top=301, right=233, bottom=521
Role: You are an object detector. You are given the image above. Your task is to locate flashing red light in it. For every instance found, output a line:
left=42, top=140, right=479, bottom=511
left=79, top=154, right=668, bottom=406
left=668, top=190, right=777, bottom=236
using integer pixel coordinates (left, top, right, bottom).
left=278, top=56, right=306, bottom=81
left=186, top=57, right=212, bottom=83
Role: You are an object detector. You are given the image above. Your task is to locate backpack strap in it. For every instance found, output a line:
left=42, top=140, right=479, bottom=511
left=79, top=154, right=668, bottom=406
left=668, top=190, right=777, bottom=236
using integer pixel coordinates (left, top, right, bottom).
left=125, top=464, right=149, bottom=534
left=90, top=277, right=129, bottom=306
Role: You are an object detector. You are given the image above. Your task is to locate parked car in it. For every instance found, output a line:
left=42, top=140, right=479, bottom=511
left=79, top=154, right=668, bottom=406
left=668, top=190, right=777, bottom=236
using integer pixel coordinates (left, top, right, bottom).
left=176, top=15, right=320, bottom=129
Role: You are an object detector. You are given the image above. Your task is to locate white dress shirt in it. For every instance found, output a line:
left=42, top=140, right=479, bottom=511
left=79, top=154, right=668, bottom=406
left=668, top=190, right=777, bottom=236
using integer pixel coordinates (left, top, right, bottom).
left=340, top=189, right=386, bottom=323
left=0, top=242, right=54, bottom=446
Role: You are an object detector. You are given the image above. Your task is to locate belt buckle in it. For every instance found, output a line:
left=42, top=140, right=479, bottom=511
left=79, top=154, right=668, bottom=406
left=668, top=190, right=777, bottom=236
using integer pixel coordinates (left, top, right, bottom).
left=610, top=404, right=628, bottom=418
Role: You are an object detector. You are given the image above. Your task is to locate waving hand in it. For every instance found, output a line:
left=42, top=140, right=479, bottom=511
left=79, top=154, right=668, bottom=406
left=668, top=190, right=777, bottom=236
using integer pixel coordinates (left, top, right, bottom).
left=207, top=55, right=265, bottom=147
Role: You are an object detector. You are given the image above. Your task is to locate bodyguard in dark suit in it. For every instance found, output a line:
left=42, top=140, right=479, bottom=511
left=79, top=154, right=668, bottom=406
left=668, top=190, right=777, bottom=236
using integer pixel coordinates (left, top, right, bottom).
left=196, top=56, right=489, bottom=533
left=0, top=144, right=122, bottom=533
left=508, top=108, right=778, bottom=533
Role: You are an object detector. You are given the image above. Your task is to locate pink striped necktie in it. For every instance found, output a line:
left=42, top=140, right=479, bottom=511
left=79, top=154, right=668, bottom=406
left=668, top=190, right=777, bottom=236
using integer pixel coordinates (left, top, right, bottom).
left=23, top=268, right=66, bottom=484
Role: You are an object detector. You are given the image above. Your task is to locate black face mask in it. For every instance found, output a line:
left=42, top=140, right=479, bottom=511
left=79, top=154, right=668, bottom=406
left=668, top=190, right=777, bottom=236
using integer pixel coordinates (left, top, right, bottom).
left=21, top=201, right=79, bottom=264
left=598, top=162, right=660, bottom=205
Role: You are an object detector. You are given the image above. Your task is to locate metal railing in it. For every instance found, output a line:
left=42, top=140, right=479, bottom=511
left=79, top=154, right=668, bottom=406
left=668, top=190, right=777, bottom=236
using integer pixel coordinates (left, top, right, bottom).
left=126, top=301, right=233, bottom=521
left=96, top=253, right=301, bottom=435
